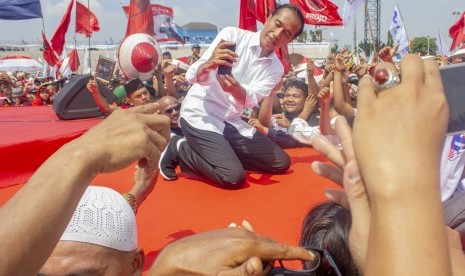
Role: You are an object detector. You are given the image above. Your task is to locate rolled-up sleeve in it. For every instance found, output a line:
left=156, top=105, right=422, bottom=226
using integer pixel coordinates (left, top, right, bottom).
left=288, top=118, right=321, bottom=145
left=242, top=65, right=283, bottom=108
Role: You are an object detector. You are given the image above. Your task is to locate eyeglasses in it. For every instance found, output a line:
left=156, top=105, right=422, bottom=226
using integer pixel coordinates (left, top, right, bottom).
left=276, top=247, right=342, bottom=276
left=164, top=103, right=181, bottom=114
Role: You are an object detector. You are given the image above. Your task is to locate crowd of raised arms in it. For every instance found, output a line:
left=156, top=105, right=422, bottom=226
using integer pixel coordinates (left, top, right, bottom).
left=1, top=3, right=465, bottom=276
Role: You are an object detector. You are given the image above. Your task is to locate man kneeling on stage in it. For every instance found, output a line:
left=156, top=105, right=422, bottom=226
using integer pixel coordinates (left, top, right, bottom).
left=158, top=4, right=304, bottom=189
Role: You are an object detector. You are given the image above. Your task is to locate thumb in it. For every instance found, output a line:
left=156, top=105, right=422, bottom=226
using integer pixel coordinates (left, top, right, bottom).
left=343, top=159, right=370, bottom=226
left=220, top=257, right=263, bottom=276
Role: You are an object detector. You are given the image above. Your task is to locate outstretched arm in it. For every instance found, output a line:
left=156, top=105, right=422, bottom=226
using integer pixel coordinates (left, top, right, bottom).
left=333, top=55, right=356, bottom=118
left=87, top=77, right=119, bottom=114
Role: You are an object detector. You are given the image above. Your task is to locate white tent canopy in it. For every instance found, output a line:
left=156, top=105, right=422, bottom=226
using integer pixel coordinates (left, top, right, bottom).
left=0, top=55, right=43, bottom=72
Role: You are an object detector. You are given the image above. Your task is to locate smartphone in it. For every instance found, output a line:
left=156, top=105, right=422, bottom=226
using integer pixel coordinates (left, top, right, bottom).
left=217, top=43, right=236, bottom=76
left=439, top=62, right=465, bottom=135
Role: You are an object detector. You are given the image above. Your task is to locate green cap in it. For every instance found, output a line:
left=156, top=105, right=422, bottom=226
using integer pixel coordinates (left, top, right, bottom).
left=113, top=86, right=127, bottom=104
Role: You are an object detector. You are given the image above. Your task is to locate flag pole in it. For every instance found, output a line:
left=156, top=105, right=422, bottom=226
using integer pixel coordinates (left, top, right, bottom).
left=88, top=0, right=92, bottom=71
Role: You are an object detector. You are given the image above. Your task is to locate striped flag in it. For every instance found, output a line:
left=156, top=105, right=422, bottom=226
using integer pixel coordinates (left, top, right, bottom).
left=437, top=29, right=449, bottom=56
left=389, top=4, right=409, bottom=57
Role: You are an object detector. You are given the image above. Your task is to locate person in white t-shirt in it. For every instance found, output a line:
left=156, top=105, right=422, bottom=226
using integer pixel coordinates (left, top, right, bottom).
left=158, top=4, right=305, bottom=188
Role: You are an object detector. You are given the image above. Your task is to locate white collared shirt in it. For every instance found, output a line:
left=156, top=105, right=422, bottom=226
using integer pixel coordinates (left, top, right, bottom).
left=181, top=27, right=284, bottom=138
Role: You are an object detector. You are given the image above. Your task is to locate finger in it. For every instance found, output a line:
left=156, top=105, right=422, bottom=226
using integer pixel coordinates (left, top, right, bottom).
left=224, top=74, right=237, bottom=84
left=221, top=256, right=263, bottom=276
left=130, top=103, right=160, bottom=115
left=252, top=241, right=314, bottom=261
left=312, top=135, right=345, bottom=168
left=144, top=129, right=166, bottom=156
left=241, top=220, right=255, bottom=233
left=423, top=59, right=444, bottom=94
left=343, top=160, right=370, bottom=235
left=324, top=188, right=349, bottom=209
left=311, top=161, right=343, bottom=186
left=334, top=116, right=354, bottom=162
left=145, top=128, right=169, bottom=155
left=399, top=54, right=424, bottom=85
left=356, top=75, right=376, bottom=111
left=137, top=113, right=171, bottom=135
left=217, top=53, right=236, bottom=64
left=228, top=222, right=238, bottom=228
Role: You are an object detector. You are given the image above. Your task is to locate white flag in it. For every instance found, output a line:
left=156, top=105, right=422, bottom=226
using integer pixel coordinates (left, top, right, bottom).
left=82, top=47, right=91, bottom=74
left=437, top=29, right=450, bottom=56
left=42, top=60, right=49, bottom=78
left=389, top=4, right=409, bottom=57
left=342, top=0, right=364, bottom=27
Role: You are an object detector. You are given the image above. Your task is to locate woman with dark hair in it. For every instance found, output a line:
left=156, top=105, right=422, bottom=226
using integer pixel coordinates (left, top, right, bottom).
left=300, top=201, right=358, bottom=276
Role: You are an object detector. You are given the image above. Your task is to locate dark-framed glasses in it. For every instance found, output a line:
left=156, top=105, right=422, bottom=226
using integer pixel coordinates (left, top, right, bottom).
left=274, top=247, right=342, bottom=276
left=164, top=103, right=181, bottom=114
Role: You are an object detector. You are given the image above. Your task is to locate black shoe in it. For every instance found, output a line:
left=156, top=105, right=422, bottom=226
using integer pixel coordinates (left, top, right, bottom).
left=159, top=135, right=183, bottom=180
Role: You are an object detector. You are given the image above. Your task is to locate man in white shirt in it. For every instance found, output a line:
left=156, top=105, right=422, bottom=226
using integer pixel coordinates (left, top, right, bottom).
left=158, top=4, right=304, bottom=189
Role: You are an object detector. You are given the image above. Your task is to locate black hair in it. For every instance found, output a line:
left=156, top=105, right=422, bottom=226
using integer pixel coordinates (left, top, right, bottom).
left=300, top=201, right=359, bottom=276
left=283, top=79, right=308, bottom=98
left=162, top=51, right=172, bottom=58
left=271, top=4, right=305, bottom=39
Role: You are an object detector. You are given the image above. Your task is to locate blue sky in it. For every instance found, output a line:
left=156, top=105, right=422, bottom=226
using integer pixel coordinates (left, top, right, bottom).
left=0, top=0, right=464, bottom=49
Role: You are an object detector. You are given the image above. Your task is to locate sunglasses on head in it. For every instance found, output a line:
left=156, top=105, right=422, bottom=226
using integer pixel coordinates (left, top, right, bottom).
left=164, top=103, right=181, bottom=114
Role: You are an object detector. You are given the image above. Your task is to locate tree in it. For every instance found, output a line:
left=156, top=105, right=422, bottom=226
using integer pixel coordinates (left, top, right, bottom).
left=387, top=31, right=394, bottom=47
left=296, top=30, right=308, bottom=43
left=358, top=40, right=373, bottom=56
left=331, top=42, right=339, bottom=53
left=411, top=36, right=438, bottom=55
left=309, top=29, right=322, bottom=42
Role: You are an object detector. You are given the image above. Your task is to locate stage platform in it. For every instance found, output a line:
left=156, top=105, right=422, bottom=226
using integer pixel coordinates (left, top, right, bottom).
left=0, top=106, right=102, bottom=188
left=0, top=106, right=338, bottom=273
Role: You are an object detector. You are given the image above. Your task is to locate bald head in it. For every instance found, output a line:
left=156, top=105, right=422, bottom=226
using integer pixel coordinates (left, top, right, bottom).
left=158, top=96, right=180, bottom=128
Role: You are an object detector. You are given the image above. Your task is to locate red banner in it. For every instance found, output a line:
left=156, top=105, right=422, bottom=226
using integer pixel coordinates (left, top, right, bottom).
left=125, top=0, right=154, bottom=37
left=449, top=11, right=465, bottom=51
left=123, top=4, right=183, bottom=43
left=255, top=0, right=276, bottom=24
left=290, top=0, right=342, bottom=26
left=75, top=1, right=100, bottom=38
left=41, top=31, right=59, bottom=67
left=68, top=49, right=80, bottom=72
left=239, top=0, right=257, bottom=31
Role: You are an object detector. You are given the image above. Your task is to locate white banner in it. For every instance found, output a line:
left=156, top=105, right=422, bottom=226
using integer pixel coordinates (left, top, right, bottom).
left=389, top=4, right=409, bottom=57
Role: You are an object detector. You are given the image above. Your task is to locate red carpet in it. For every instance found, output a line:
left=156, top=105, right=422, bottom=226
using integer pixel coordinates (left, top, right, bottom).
left=0, top=107, right=338, bottom=273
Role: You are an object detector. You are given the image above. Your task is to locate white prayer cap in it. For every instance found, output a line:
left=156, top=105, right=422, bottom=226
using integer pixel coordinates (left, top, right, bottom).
left=60, top=186, right=137, bottom=251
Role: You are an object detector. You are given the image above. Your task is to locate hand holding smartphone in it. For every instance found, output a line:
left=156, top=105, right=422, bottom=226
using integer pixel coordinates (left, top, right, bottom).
left=217, top=41, right=236, bottom=76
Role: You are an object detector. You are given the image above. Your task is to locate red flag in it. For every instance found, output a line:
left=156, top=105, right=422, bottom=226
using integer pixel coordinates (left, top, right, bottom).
left=51, top=0, right=74, bottom=56
left=68, top=49, right=80, bottom=71
left=41, top=31, right=59, bottom=67
left=255, top=0, right=276, bottom=24
left=75, top=1, right=100, bottom=38
left=125, top=0, right=154, bottom=37
left=290, top=0, right=342, bottom=26
left=450, top=11, right=465, bottom=52
left=239, top=0, right=257, bottom=31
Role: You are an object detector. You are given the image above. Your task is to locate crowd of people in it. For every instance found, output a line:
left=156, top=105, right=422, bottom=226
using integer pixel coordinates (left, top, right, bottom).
left=1, top=3, right=465, bottom=275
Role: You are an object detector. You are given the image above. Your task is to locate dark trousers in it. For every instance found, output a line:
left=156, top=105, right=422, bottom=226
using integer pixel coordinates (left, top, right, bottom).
left=178, top=118, right=290, bottom=189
